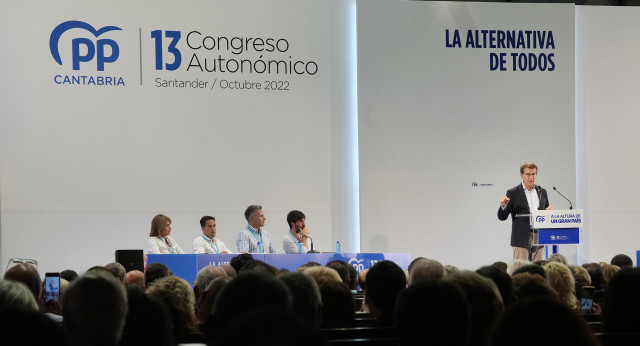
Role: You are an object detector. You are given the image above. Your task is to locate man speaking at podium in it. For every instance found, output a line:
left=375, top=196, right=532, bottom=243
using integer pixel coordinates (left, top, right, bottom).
left=498, top=162, right=553, bottom=261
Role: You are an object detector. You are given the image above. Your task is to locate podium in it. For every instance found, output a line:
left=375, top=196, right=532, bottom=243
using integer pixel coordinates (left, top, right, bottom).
left=532, top=209, right=583, bottom=258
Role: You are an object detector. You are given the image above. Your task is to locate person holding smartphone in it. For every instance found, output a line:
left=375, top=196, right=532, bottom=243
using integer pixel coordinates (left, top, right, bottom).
left=282, top=210, right=310, bottom=254
left=147, top=214, right=185, bottom=254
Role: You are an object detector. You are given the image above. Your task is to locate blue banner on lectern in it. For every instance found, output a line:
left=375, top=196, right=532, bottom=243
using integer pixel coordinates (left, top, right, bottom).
left=538, top=228, right=579, bottom=244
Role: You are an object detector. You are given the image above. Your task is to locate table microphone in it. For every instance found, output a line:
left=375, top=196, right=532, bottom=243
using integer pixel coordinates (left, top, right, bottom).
left=305, top=235, right=319, bottom=253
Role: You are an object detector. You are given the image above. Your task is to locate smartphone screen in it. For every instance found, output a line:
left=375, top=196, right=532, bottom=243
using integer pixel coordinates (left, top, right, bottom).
left=45, top=273, right=60, bottom=302
left=581, top=286, right=595, bottom=314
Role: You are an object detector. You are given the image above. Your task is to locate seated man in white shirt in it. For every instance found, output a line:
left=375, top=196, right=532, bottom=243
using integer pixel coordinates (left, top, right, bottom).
left=282, top=210, right=311, bottom=254
left=193, top=216, right=232, bottom=254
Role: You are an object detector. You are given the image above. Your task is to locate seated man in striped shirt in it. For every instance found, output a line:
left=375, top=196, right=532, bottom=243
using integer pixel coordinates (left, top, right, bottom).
left=236, top=205, right=279, bottom=254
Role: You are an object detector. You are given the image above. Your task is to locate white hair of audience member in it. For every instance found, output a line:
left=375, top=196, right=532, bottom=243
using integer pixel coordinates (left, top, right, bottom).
left=507, top=259, right=532, bottom=276
left=445, top=264, right=459, bottom=276
left=0, top=279, right=38, bottom=310
left=547, top=253, right=568, bottom=265
left=195, top=265, right=227, bottom=291
left=409, top=259, right=446, bottom=285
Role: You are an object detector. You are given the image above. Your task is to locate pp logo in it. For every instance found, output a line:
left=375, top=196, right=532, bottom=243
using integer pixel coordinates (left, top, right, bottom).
left=348, top=258, right=365, bottom=272
left=535, top=215, right=545, bottom=223
left=50, top=21, right=122, bottom=71
left=472, top=182, right=478, bottom=187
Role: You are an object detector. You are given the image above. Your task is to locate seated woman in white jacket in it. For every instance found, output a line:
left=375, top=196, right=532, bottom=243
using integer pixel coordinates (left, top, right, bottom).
left=147, top=214, right=185, bottom=254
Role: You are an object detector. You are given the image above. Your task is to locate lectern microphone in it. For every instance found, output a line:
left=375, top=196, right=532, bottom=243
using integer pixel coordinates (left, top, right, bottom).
left=553, top=186, right=573, bottom=210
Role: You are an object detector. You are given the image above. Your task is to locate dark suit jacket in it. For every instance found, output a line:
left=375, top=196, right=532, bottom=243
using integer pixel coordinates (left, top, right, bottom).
left=497, top=184, right=549, bottom=248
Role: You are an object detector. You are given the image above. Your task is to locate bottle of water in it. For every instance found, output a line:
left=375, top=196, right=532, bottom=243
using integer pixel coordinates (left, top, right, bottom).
left=336, top=241, right=342, bottom=253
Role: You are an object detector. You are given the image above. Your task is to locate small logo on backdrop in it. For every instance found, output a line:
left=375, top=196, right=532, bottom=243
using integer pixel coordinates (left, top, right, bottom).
left=536, top=215, right=546, bottom=223
left=472, top=182, right=493, bottom=187
left=50, top=20, right=125, bottom=86
left=348, top=258, right=365, bottom=272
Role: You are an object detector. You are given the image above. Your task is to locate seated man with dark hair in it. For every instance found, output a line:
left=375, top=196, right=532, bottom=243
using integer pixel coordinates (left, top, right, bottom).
left=364, top=260, right=406, bottom=326
left=283, top=210, right=311, bottom=254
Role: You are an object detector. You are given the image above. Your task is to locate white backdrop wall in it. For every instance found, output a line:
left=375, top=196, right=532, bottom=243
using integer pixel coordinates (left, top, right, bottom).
left=358, top=1, right=576, bottom=270
left=576, top=6, right=640, bottom=265
left=0, top=0, right=358, bottom=275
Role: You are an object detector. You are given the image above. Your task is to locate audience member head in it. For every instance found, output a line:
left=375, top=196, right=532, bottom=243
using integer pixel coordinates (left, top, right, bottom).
left=568, top=265, right=591, bottom=300
left=407, top=257, right=427, bottom=276
left=86, top=265, right=111, bottom=276
left=105, top=262, right=126, bottom=283
left=325, top=260, right=351, bottom=286
left=408, top=259, right=445, bottom=285
left=582, top=262, right=606, bottom=291
left=213, top=308, right=321, bottom=346
left=543, top=262, right=576, bottom=308
left=492, top=261, right=508, bottom=272
left=445, top=264, right=459, bottom=276
left=395, top=280, right=471, bottom=346
left=347, top=264, right=358, bottom=291
left=304, top=266, right=342, bottom=288
left=278, top=272, right=322, bottom=327
left=547, top=253, right=568, bottom=265
left=320, top=281, right=355, bottom=328
left=3, top=262, right=42, bottom=302
left=600, top=262, right=621, bottom=285
left=146, top=276, right=198, bottom=342
left=206, top=271, right=292, bottom=344
left=0, top=279, right=38, bottom=311
left=144, top=262, right=171, bottom=289
left=121, top=286, right=174, bottom=346
left=63, top=271, right=128, bottom=345
left=476, top=265, right=514, bottom=307
left=611, top=253, right=633, bottom=268
left=446, top=271, right=504, bottom=346
left=0, top=308, right=67, bottom=345
left=511, top=263, right=547, bottom=279
left=357, top=268, right=368, bottom=291
left=60, top=269, right=79, bottom=283
left=533, top=259, right=548, bottom=267
left=149, top=214, right=171, bottom=237
left=491, top=297, right=599, bottom=346
left=219, top=264, right=236, bottom=278
left=194, top=265, right=226, bottom=298
left=511, top=272, right=558, bottom=301
left=124, top=270, right=145, bottom=290
left=229, top=253, right=254, bottom=273
left=602, top=267, right=640, bottom=333
left=506, top=259, right=531, bottom=276
left=197, top=276, right=232, bottom=323
left=240, top=259, right=279, bottom=276
left=364, top=260, right=407, bottom=325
